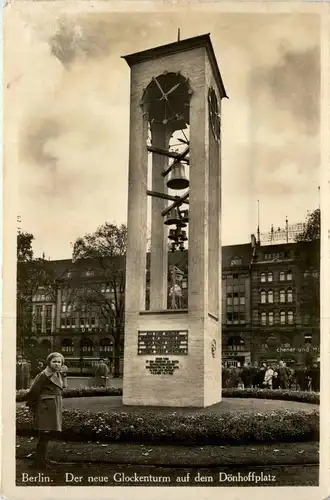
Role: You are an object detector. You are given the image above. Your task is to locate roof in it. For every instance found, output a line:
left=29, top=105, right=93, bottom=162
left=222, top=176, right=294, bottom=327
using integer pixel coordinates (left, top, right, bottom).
left=122, top=33, right=227, bottom=99
left=222, top=244, right=253, bottom=268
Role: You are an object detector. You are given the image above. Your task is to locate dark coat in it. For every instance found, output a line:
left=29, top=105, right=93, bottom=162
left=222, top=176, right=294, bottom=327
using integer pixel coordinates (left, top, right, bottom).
left=26, top=370, right=63, bottom=432
left=16, top=363, right=24, bottom=390
left=22, top=362, right=31, bottom=389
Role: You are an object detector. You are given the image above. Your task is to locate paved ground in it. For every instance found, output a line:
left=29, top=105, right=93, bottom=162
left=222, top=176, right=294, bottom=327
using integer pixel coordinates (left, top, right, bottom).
left=16, top=437, right=319, bottom=467
left=16, top=460, right=319, bottom=486
left=61, top=396, right=318, bottom=414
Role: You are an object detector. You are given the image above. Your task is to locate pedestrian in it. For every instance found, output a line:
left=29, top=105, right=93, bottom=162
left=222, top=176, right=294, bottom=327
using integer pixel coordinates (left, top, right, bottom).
left=310, top=363, right=320, bottom=392
left=258, top=363, right=267, bottom=388
left=278, top=360, right=291, bottom=389
left=241, top=363, right=251, bottom=389
left=25, top=352, right=64, bottom=469
left=22, top=358, right=31, bottom=389
left=250, top=362, right=259, bottom=388
left=263, top=365, right=275, bottom=389
left=60, top=363, right=68, bottom=389
left=272, top=364, right=280, bottom=389
left=16, top=355, right=24, bottom=390
left=37, top=360, right=45, bottom=372
left=94, top=358, right=109, bottom=387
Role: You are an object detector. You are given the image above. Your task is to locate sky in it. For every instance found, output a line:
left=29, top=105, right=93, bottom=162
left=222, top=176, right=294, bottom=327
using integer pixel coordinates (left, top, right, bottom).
left=5, top=6, right=321, bottom=260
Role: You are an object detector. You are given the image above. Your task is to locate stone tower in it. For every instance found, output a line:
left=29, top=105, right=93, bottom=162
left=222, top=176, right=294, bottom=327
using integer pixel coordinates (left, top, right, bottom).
left=122, top=34, right=227, bottom=407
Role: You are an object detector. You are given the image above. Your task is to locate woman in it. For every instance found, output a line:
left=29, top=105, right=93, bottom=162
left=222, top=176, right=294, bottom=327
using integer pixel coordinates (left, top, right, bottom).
left=263, top=365, right=275, bottom=389
left=26, top=352, right=64, bottom=469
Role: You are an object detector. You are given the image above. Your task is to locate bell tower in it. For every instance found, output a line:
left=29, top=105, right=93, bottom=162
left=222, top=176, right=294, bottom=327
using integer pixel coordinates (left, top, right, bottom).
left=122, top=34, right=227, bottom=407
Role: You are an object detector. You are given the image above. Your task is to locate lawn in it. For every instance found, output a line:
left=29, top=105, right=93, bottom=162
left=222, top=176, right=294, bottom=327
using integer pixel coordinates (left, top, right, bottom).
left=61, top=396, right=318, bottom=414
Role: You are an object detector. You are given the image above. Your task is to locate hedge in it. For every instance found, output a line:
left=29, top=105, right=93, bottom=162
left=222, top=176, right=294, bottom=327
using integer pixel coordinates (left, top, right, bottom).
left=222, top=388, right=319, bottom=405
left=16, top=406, right=319, bottom=444
left=16, top=387, right=320, bottom=405
left=16, top=386, right=122, bottom=402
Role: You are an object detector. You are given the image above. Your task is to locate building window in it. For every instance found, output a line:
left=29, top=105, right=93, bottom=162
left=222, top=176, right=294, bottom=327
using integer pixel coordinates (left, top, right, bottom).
left=60, top=318, right=66, bottom=328
left=100, top=337, right=113, bottom=353
left=260, top=290, right=266, bottom=304
left=226, top=295, right=232, bottom=305
left=280, top=271, right=285, bottom=281
left=81, top=338, right=94, bottom=353
left=80, top=318, right=85, bottom=327
left=230, top=256, right=242, bottom=266
left=45, top=305, right=52, bottom=334
left=267, top=272, right=273, bottom=282
left=261, top=312, right=267, bottom=325
left=227, top=336, right=245, bottom=352
left=303, top=314, right=310, bottom=325
left=62, top=339, right=73, bottom=353
left=91, top=317, right=96, bottom=326
left=182, top=280, right=188, bottom=289
left=304, top=334, right=312, bottom=344
left=280, top=290, right=286, bottom=303
left=35, top=306, right=42, bottom=333
left=287, top=311, right=294, bottom=324
left=268, top=311, right=274, bottom=325
left=268, top=290, right=274, bottom=303
left=287, top=288, right=293, bottom=303
left=239, top=295, right=245, bottom=305
left=260, top=273, right=266, bottom=283
left=61, top=303, right=67, bottom=313
left=85, top=269, right=95, bottom=277
left=304, top=270, right=310, bottom=278
left=287, top=270, right=292, bottom=281
left=280, top=311, right=286, bottom=324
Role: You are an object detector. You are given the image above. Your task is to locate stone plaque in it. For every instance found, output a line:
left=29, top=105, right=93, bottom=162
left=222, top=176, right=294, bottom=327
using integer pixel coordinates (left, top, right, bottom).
left=146, top=357, right=179, bottom=375
left=138, top=330, right=188, bottom=355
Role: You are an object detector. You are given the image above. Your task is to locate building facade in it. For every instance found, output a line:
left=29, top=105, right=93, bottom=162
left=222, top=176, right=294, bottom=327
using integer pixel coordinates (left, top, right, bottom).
left=24, top=239, right=320, bottom=372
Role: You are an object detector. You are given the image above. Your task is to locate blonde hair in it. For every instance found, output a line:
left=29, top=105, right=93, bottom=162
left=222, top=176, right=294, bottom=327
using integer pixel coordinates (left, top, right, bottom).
left=46, top=352, right=65, bottom=366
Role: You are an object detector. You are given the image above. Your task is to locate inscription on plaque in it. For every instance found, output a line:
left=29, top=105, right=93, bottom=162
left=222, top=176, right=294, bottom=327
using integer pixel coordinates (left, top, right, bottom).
left=146, top=358, right=179, bottom=375
left=138, top=330, right=188, bottom=355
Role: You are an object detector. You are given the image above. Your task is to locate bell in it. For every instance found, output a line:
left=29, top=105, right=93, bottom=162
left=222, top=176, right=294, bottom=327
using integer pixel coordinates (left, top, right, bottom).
left=170, top=242, right=176, bottom=252
left=180, top=230, right=188, bottom=241
left=164, top=207, right=181, bottom=226
left=176, top=219, right=187, bottom=228
left=168, top=229, right=176, bottom=241
left=179, top=242, right=185, bottom=252
left=180, top=209, right=189, bottom=224
left=167, top=162, right=189, bottom=190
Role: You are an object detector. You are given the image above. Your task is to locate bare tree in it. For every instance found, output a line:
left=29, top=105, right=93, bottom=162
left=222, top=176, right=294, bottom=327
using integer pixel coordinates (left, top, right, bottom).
left=71, top=223, right=127, bottom=377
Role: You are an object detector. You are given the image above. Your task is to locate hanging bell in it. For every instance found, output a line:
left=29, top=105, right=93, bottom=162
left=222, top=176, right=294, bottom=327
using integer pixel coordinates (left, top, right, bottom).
left=171, top=242, right=176, bottom=252
left=180, top=209, right=189, bottom=224
left=164, top=207, right=181, bottom=226
left=179, top=242, right=185, bottom=252
left=180, top=230, right=188, bottom=241
left=167, top=162, right=189, bottom=190
left=168, top=229, right=176, bottom=241
left=176, top=219, right=187, bottom=228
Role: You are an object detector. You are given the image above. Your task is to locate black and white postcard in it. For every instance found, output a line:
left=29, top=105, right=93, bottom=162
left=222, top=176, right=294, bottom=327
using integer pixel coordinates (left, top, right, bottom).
left=2, top=1, right=330, bottom=500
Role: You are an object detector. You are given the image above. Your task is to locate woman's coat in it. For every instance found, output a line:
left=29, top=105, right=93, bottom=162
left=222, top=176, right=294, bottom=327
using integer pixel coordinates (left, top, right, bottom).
left=26, top=369, right=63, bottom=432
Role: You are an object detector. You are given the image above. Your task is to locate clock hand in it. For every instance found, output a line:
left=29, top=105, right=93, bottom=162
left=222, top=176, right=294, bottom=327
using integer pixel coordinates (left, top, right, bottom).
left=153, top=77, right=166, bottom=99
left=160, top=82, right=181, bottom=100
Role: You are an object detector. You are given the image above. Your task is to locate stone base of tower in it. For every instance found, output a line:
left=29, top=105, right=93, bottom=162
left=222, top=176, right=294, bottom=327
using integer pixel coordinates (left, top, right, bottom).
left=122, top=311, right=222, bottom=408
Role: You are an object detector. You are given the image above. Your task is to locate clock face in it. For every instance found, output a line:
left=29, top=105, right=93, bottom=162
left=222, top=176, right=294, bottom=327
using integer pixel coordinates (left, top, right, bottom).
left=142, top=72, right=191, bottom=127
left=208, top=87, right=221, bottom=141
